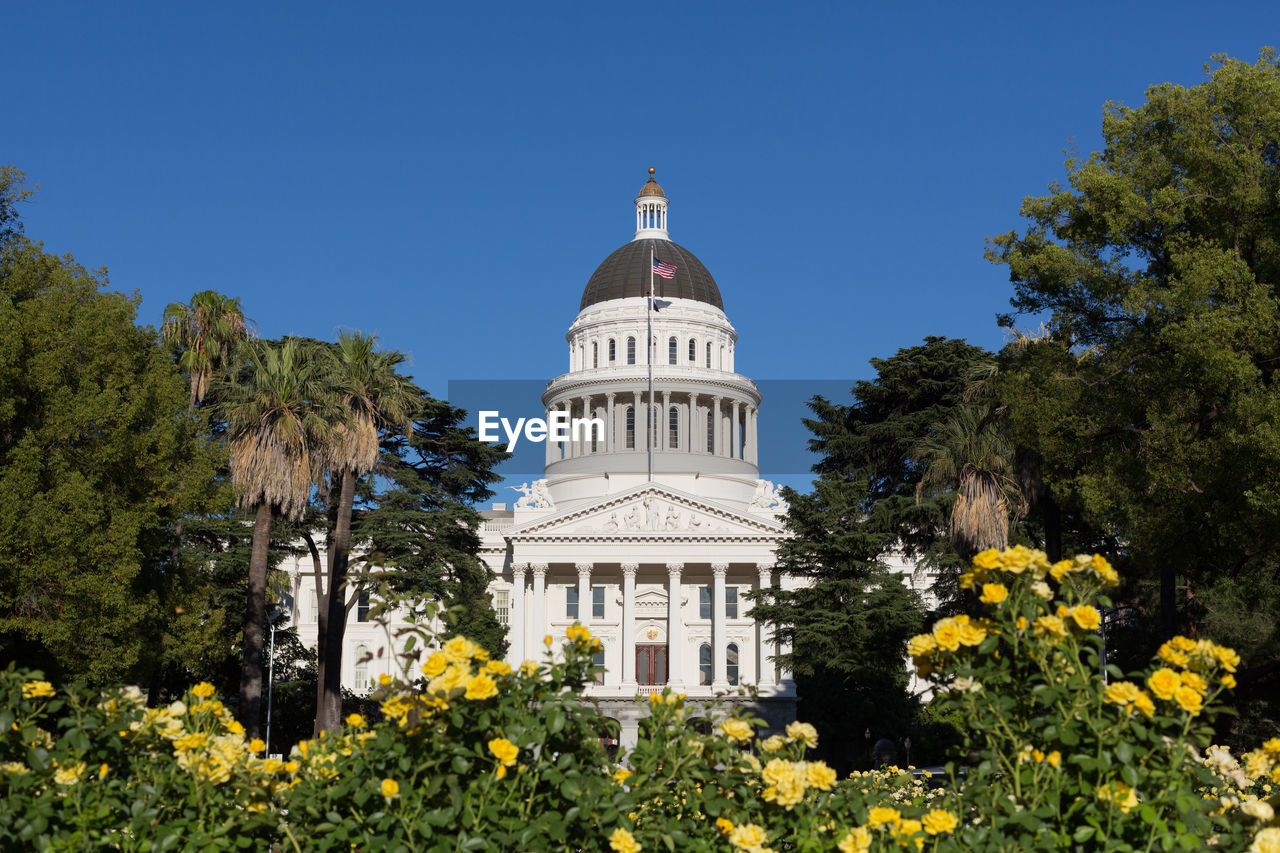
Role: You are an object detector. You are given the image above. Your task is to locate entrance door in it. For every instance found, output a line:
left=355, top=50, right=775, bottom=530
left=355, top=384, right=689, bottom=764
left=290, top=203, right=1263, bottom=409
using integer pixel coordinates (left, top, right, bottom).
left=636, top=644, right=668, bottom=685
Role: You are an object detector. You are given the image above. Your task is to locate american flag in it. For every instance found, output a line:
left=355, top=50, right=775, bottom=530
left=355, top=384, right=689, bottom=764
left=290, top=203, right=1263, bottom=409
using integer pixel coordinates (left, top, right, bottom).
left=653, top=257, right=677, bottom=279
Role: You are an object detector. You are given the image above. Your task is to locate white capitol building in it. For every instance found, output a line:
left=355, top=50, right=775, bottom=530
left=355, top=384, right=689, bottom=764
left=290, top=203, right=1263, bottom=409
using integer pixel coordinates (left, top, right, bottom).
left=286, top=169, right=815, bottom=745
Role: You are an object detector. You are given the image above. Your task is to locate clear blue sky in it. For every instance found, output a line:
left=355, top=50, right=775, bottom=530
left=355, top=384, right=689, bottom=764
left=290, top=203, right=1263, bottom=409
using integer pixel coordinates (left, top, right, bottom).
left=5, top=2, right=1276, bottom=487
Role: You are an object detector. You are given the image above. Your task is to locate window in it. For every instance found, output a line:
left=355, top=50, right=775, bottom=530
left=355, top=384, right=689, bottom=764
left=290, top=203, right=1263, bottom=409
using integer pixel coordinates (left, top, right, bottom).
left=354, top=645, right=369, bottom=688
left=636, top=645, right=667, bottom=685
left=494, top=589, right=510, bottom=626
left=627, top=337, right=636, bottom=365
left=726, top=644, right=739, bottom=686
left=566, top=586, right=579, bottom=620
left=357, top=591, right=370, bottom=623
left=592, top=586, right=605, bottom=619
left=707, top=411, right=715, bottom=453
left=668, top=406, right=678, bottom=447
left=668, top=336, right=677, bottom=364
left=592, top=647, right=605, bottom=684
left=699, top=644, right=712, bottom=685
left=689, top=338, right=696, bottom=362
left=726, top=587, right=738, bottom=619
left=625, top=406, right=635, bottom=449
left=609, top=339, right=616, bottom=362
left=699, top=586, right=711, bottom=619
left=706, top=341, right=712, bottom=368
left=309, top=592, right=318, bottom=623
left=592, top=341, right=598, bottom=368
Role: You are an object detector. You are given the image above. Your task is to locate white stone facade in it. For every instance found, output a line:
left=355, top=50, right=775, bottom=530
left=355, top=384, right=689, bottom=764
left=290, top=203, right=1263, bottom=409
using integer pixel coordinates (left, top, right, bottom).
left=279, top=171, right=799, bottom=747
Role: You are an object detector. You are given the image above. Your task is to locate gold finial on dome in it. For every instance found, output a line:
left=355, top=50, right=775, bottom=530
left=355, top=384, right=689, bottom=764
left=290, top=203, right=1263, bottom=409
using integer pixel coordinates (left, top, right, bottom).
left=638, top=166, right=666, bottom=198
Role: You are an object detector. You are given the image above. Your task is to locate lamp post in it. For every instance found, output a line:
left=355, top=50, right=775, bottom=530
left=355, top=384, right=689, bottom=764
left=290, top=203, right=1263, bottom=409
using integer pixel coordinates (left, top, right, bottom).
left=264, top=604, right=281, bottom=757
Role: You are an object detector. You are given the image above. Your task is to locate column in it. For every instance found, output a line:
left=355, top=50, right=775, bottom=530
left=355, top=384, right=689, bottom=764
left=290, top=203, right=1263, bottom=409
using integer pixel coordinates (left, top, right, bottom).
left=688, top=393, right=698, bottom=453
left=666, top=563, right=684, bottom=688
left=545, top=408, right=556, bottom=466
left=711, top=397, right=722, bottom=456
left=511, top=564, right=527, bottom=663
left=756, top=564, right=776, bottom=687
left=731, top=401, right=741, bottom=459
left=777, top=573, right=795, bottom=692
left=565, top=401, right=576, bottom=459
left=749, top=407, right=758, bottom=464
left=531, top=564, right=547, bottom=652
left=711, top=563, right=729, bottom=690
left=580, top=395, right=591, bottom=454
left=606, top=393, right=615, bottom=452
left=621, top=563, right=638, bottom=686
left=576, top=563, right=592, bottom=625
left=632, top=391, right=642, bottom=451
left=661, top=390, right=671, bottom=451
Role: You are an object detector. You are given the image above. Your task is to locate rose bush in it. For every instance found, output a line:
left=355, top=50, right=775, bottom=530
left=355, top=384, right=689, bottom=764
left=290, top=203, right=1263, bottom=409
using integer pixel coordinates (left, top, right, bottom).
left=1, top=548, right=1276, bottom=851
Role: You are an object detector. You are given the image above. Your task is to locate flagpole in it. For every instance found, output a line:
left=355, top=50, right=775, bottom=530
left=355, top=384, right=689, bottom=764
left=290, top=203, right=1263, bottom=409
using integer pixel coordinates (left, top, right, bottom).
left=647, top=244, right=654, bottom=483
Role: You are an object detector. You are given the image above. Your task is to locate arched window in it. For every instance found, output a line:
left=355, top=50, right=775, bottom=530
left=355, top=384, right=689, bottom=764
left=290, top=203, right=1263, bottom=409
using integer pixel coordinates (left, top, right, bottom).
left=354, top=645, right=369, bottom=689
left=625, top=407, right=635, bottom=449
left=707, top=409, right=715, bottom=453
left=699, top=644, right=712, bottom=686
left=627, top=337, right=636, bottom=365
left=726, top=644, right=739, bottom=686
left=668, top=406, right=678, bottom=447
left=705, top=341, right=712, bottom=368
left=592, top=341, right=598, bottom=368
left=609, top=339, right=616, bottom=362
left=688, top=338, right=696, bottom=362
left=668, top=336, right=677, bottom=364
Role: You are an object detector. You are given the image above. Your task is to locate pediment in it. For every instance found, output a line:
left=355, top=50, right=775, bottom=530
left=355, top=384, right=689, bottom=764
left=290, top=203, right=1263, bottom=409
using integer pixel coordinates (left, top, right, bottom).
left=507, top=484, right=786, bottom=539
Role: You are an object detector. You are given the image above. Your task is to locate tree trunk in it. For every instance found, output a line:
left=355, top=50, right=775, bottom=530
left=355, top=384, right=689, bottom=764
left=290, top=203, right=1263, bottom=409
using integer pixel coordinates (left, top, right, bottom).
left=302, top=532, right=328, bottom=735
left=239, top=501, right=273, bottom=738
left=1042, top=489, right=1062, bottom=563
left=317, top=468, right=356, bottom=735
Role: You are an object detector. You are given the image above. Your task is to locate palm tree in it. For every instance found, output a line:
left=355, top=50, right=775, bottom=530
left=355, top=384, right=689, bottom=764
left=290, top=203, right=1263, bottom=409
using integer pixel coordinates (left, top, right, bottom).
left=222, top=339, right=335, bottom=738
left=916, top=404, right=1025, bottom=558
left=315, top=331, right=415, bottom=734
left=161, top=290, right=254, bottom=412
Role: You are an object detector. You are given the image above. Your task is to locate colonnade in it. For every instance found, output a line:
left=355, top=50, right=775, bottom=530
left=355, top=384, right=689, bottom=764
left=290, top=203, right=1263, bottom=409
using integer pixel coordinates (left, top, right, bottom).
left=543, top=391, right=759, bottom=464
left=507, top=562, right=787, bottom=692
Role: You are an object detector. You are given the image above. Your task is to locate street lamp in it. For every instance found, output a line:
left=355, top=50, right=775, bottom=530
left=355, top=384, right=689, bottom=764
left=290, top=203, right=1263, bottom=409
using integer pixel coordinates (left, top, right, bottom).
left=264, top=604, right=282, bottom=758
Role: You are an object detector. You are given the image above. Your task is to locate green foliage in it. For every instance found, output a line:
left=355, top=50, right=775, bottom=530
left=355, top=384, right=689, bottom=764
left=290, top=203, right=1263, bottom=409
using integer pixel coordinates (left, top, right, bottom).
left=0, top=238, right=216, bottom=684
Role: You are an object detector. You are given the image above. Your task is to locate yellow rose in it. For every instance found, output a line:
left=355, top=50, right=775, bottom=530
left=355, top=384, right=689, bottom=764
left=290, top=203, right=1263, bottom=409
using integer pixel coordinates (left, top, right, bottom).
left=979, top=583, right=1008, bottom=605
left=21, top=681, right=55, bottom=699
left=443, top=635, right=477, bottom=664
left=785, top=721, right=818, bottom=748
left=345, top=713, right=366, bottom=728
left=921, top=809, right=958, bottom=835
left=1046, top=750, right=1062, bottom=768
left=720, top=718, right=754, bottom=743
left=1033, top=615, right=1069, bottom=641
left=933, top=619, right=962, bottom=652
left=484, top=660, right=513, bottom=677
left=1049, top=560, right=1074, bottom=581
left=906, top=634, right=936, bottom=659
left=249, top=737, right=266, bottom=754
left=1133, top=691, right=1155, bottom=717
left=1105, top=681, right=1141, bottom=707
left=380, top=778, right=399, bottom=799
left=378, top=673, right=393, bottom=686
left=957, top=621, right=987, bottom=647
left=972, top=549, right=1002, bottom=571
left=760, top=734, right=785, bottom=752
left=422, top=651, right=448, bottom=678
left=612, top=767, right=633, bottom=785
left=464, top=673, right=498, bottom=701
left=608, top=827, right=642, bottom=853
left=1174, top=685, right=1204, bottom=715
left=837, top=826, right=872, bottom=853
left=1251, top=827, right=1280, bottom=853
left=488, top=737, right=519, bottom=766
left=728, top=823, right=768, bottom=850
left=1070, top=606, right=1101, bottom=631
left=805, top=760, right=837, bottom=790
left=1222, top=674, right=1237, bottom=689
left=1098, top=781, right=1138, bottom=813
left=715, top=817, right=734, bottom=835
left=1147, top=667, right=1181, bottom=701
left=191, top=682, right=216, bottom=699
left=867, top=806, right=901, bottom=829
left=1179, top=671, right=1208, bottom=695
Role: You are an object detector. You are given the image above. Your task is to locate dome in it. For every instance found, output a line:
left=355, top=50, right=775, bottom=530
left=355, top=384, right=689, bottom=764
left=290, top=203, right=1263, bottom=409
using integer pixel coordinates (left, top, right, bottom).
left=580, top=238, right=723, bottom=310
left=637, top=167, right=666, bottom=198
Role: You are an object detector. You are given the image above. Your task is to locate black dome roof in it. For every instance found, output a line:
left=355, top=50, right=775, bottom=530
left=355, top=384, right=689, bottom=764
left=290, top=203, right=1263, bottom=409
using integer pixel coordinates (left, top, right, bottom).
left=580, top=238, right=723, bottom=311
